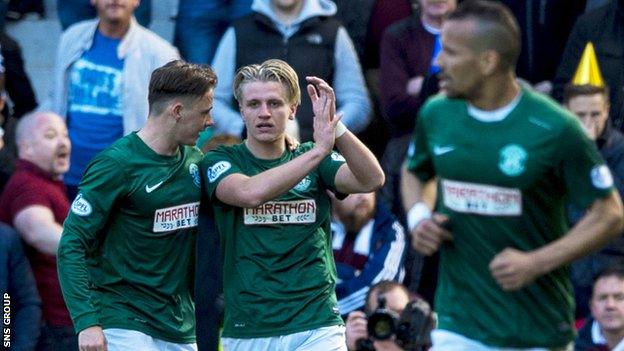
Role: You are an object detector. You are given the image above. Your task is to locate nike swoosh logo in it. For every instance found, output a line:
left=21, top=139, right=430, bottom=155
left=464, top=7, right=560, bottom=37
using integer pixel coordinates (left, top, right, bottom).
left=528, top=116, right=552, bottom=130
left=145, top=181, right=164, bottom=193
left=433, top=145, right=455, bottom=155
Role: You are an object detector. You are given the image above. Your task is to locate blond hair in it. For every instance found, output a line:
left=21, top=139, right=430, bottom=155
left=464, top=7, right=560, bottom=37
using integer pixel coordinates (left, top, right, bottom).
left=233, top=59, right=301, bottom=106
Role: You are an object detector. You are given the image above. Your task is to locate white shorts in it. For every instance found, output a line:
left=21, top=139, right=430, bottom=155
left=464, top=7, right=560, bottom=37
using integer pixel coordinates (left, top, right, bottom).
left=103, top=328, right=197, bottom=351
left=431, top=329, right=573, bottom=351
left=221, top=325, right=346, bottom=351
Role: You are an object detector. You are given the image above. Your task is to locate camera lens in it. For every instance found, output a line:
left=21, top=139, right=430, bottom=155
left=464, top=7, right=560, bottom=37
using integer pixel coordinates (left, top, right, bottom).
left=368, top=311, right=397, bottom=340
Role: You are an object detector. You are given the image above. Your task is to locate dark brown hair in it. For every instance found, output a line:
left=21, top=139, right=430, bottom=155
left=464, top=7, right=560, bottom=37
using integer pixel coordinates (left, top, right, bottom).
left=563, top=83, right=610, bottom=104
left=148, top=60, right=217, bottom=115
left=448, top=0, right=521, bottom=71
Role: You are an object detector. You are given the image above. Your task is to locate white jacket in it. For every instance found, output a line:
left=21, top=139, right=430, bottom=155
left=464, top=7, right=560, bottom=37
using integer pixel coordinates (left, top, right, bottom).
left=49, top=18, right=179, bottom=135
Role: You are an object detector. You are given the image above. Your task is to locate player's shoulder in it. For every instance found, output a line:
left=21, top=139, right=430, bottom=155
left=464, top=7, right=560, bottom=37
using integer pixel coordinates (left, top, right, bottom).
left=519, top=88, right=579, bottom=131
left=93, top=135, right=134, bottom=166
left=201, top=142, right=245, bottom=164
left=182, top=144, right=204, bottom=161
left=419, top=94, right=465, bottom=120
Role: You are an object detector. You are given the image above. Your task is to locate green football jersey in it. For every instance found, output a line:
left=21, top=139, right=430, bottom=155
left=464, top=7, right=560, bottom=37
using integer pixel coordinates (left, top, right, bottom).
left=200, top=142, right=346, bottom=338
left=406, top=89, right=613, bottom=348
left=58, top=133, right=203, bottom=343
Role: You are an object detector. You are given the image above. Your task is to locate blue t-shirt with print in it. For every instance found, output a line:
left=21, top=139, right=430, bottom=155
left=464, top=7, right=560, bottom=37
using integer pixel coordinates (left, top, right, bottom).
left=66, top=30, right=124, bottom=186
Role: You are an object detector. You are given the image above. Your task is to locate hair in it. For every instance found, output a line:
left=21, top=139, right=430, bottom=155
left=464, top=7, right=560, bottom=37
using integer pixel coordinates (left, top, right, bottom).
left=233, top=59, right=301, bottom=106
left=593, top=265, right=624, bottom=289
left=200, top=134, right=242, bottom=153
left=563, top=84, right=610, bottom=104
left=148, top=60, right=218, bottom=116
left=447, top=0, right=521, bottom=71
left=364, top=281, right=410, bottom=314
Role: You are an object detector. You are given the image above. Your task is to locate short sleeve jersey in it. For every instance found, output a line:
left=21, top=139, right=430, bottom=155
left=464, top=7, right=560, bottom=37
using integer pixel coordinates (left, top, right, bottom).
left=59, top=133, right=203, bottom=343
left=406, top=88, right=613, bottom=348
left=200, top=142, right=346, bottom=338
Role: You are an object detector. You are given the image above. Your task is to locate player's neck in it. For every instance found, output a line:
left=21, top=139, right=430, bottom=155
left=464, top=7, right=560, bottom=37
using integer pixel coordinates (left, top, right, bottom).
left=137, top=120, right=180, bottom=156
left=245, top=137, right=286, bottom=160
left=469, top=73, right=520, bottom=111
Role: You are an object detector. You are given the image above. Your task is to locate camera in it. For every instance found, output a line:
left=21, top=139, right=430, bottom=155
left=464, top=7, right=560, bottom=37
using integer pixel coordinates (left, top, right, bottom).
left=355, top=295, right=436, bottom=351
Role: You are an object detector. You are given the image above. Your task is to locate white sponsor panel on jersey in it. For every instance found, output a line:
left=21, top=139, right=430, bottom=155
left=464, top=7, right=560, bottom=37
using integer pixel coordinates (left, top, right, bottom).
left=591, top=165, right=614, bottom=189
left=244, top=199, right=317, bottom=225
left=153, top=202, right=200, bottom=232
left=442, top=179, right=522, bottom=216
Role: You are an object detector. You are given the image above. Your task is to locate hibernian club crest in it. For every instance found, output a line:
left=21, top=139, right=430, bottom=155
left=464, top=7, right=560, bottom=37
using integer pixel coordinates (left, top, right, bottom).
left=498, top=144, right=527, bottom=177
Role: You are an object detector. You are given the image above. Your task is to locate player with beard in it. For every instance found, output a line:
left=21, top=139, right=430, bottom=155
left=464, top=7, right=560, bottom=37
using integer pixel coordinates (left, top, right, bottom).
left=401, top=1, right=624, bottom=349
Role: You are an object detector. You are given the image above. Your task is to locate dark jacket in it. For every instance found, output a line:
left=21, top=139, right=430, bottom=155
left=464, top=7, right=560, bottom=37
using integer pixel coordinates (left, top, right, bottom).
left=575, top=318, right=610, bottom=351
left=570, top=123, right=624, bottom=318
left=379, top=15, right=435, bottom=137
left=0, top=222, right=41, bottom=351
left=553, top=0, right=624, bottom=130
left=0, top=32, right=38, bottom=119
left=333, top=200, right=406, bottom=315
left=498, top=0, right=586, bottom=83
left=332, top=0, right=375, bottom=62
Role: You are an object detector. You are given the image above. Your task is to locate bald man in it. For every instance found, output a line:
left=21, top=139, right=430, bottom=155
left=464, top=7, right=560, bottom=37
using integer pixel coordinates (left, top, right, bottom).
left=0, top=111, right=76, bottom=350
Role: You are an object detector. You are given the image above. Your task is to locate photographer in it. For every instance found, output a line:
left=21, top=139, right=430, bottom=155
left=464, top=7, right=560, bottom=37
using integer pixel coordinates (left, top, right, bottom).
left=346, top=281, right=434, bottom=351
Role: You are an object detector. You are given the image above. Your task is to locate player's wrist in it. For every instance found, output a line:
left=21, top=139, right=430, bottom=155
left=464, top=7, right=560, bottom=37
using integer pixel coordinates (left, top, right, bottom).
left=335, top=121, right=347, bottom=139
left=311, top=143, right=332, bottom=159
left=407, top=202, right=432, bottom=231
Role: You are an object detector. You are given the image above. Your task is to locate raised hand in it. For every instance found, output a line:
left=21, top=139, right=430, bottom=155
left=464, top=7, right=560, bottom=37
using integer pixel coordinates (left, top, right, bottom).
left=306, top=76, right=340, bottom=155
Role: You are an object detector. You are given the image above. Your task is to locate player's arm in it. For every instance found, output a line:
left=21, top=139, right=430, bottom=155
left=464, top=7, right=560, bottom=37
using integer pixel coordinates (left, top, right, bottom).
left=14, top=205, right=62, bottom=256
left=214, top=77, right=338, bottom=208
left=305, top=74, right=382, bottom=194
left=215, top=147, right=332, bottom=207
left=400, top=114, right=449, bottom=256
left=332, top=130, right=384, bottom=194
left=401, top=163, right=449, bottom=256
left=57, top=155, right=124, bottom=350
left=491, top=121, right=624, bottom=291
left=400, top=163, right=436, bottom=214
left=491, top=191, right=624, bottom=291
